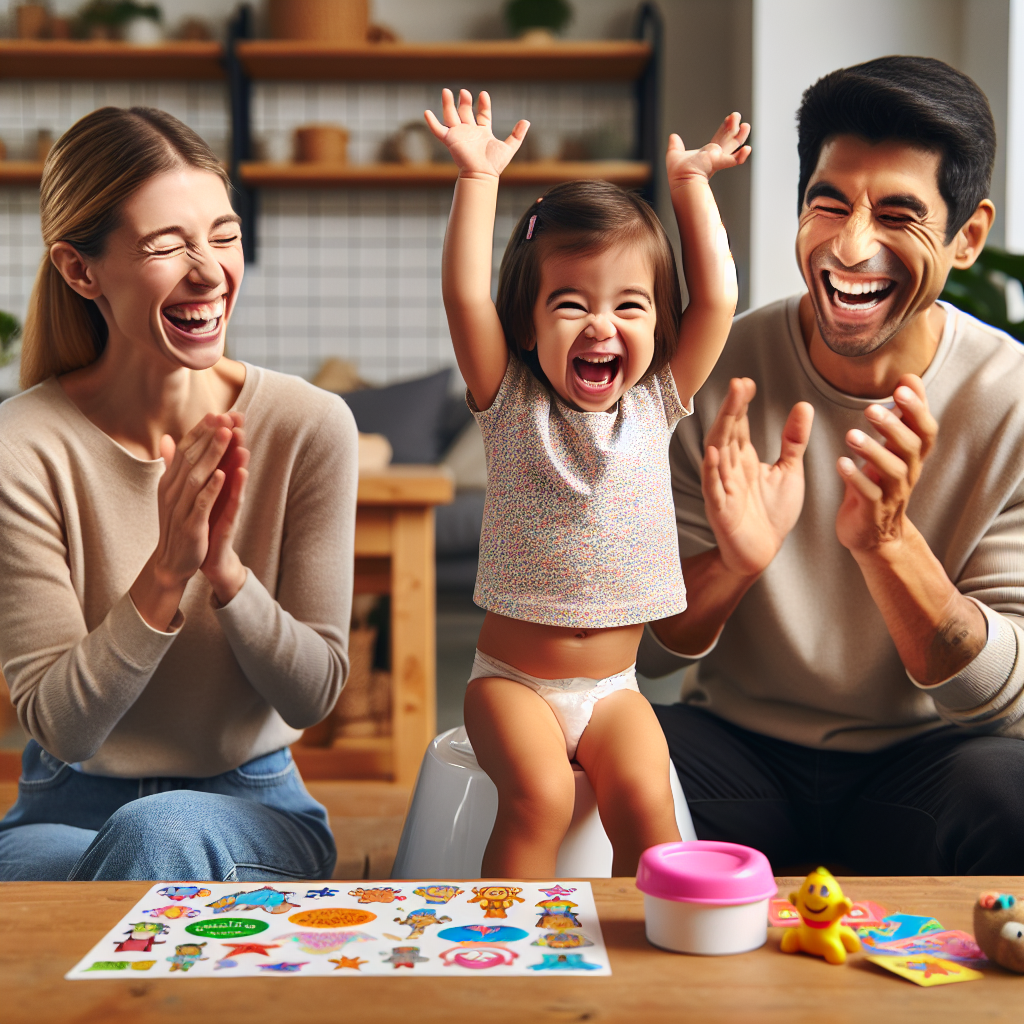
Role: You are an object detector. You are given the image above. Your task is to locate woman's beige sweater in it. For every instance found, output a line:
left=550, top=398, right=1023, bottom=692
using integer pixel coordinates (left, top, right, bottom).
left=0, top=363, right=358, bottom=778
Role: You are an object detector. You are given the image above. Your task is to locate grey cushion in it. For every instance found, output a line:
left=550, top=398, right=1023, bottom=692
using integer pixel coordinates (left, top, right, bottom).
left=340, top=368, right=452, bottom=464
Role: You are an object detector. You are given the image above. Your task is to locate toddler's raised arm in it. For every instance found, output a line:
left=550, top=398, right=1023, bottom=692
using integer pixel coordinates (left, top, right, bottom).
left=425, top=89, right=529, bottom=410
left=667, top=113, right=751, bottom=406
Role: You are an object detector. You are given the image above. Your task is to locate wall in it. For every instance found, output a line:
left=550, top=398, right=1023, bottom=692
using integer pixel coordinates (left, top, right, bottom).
left=0, top=0, right=639, bottom=390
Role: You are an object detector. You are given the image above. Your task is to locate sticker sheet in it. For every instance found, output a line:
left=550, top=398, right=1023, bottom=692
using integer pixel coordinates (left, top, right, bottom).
left=65, top=882, right=611, bottom=979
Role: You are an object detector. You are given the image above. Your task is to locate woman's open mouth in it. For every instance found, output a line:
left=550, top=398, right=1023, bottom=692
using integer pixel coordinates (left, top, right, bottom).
left=161, top=298, right=225, bottom=341
left=572, top=353, right=621, bottom=390
left=823, top=270, right=896, bottom=312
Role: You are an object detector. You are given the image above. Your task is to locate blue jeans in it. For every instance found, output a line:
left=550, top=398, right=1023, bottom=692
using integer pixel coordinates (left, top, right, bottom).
left=0, top=741, right=336, bottom=881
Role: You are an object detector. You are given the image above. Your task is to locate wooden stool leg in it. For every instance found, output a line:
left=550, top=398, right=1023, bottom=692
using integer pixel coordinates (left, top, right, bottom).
left=389, top=507, right=437, bottom=788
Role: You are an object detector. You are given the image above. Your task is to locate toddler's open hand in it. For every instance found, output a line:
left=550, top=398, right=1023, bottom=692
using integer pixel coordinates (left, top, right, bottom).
left=425, top=88, right=529, bottom=179
left=666, top=112, right=751, bottom=191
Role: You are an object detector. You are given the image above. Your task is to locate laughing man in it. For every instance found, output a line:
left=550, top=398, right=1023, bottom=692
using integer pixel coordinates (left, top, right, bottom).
left=642, top=56, right=1024, bottom=873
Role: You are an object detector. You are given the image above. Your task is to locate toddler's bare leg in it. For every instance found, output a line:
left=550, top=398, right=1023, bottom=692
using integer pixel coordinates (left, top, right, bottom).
left=464, top=676, right=575, bottom=878
left=575, top=690, right=681, bottom=875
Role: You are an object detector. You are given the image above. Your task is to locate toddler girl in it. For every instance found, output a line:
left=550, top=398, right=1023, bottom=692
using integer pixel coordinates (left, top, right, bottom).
left=425, top=89, right=749, bottom=876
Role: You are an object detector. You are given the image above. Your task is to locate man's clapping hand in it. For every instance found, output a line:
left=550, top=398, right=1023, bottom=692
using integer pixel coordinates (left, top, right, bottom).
left=702, top=377, right=815, bottom=578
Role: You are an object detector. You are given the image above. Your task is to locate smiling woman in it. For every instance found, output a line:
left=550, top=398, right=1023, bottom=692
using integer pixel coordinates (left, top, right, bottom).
left=0, top=108, right=358, bottom=882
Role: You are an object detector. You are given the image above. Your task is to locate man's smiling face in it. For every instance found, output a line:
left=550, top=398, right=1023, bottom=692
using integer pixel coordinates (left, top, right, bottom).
left=796, top=135, right=956, bottom=358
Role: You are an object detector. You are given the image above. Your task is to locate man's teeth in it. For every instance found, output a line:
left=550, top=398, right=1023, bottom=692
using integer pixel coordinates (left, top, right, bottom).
left=828, top=272, right=891, bottom=296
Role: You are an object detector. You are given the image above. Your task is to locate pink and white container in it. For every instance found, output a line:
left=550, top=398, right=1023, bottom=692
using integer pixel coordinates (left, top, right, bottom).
left=636, top=841, right=777, bottom=955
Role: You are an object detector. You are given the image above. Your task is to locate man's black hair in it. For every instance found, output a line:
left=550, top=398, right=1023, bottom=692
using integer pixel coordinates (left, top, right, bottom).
left=797, top=56, right=995, bottom=242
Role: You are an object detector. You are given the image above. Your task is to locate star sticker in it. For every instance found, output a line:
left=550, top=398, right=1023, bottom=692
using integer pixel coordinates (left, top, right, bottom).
left=538, top=885, right=577, bottom=900
left=329, top=956, right=368, bottom=971
left=219, top=943, right=280, bottom=957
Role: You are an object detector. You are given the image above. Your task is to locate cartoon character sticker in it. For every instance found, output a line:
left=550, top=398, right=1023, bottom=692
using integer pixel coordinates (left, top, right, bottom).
left=534, top=899, right=582, bottom=931
left=143, top=905, right=202, bottom=921
left=467, top=886, right=525, bottom=918
left=412, top=885, right=465, bottom=905
left=304, top=887, right=340, bottom=900
left=381, top=946, right=429, bottom=969
left=207, top=886, right=299, bottom=916
left=391, top=909, right=452, bottom=940
left=348, top=887, right=406, bottom=904
left=533, top=932, right=594, bottom=949
left=438, top=947, right=519, bottom=969
left=157, top=885, right=211, bottom=902
left=167, top=942, right=208, bottom=972
left=528, top=953, right=602, bottom=971
left=114, top=921, right=168, bottom=953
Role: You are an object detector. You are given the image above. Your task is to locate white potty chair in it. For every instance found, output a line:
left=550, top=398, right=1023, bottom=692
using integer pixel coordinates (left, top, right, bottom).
left=391, top=726, right=696, bottom=879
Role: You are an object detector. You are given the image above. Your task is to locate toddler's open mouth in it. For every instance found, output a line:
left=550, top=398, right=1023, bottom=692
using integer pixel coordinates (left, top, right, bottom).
left=162, top=298, right=226, bottom=339
left=573, top=353, right=621, bottom=389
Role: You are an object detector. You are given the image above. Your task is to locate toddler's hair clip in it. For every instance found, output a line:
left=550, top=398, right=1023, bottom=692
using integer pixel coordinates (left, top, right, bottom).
left=526, top=214, right=538, bottom=240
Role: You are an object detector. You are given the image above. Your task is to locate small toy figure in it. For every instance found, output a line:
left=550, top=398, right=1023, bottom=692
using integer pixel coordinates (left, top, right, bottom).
left=467, top=886, right=524, bottom=918
left=535, top=898, right=582, bottom=931
left=974, top=892, right=1024, bottom=974
left=114, top=921, right=168, bottom=953
left=780, top=867, right=861, bottom=965
left=381, top=945, right=429, bottom=969
left=348, top=886, right=406, bottom=904
left=412, top=884, right=464, bottom=905
left=393, top=909, right=451, bottom=939
left=167, top=942, right=208, bottom=972
left=207, top=886, right=299, bottom=915
left=158, top=885, right=211, bottom=902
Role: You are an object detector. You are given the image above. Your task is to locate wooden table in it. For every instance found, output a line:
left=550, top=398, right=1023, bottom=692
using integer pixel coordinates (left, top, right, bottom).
left=1, top=877, right=1019, bottom=1023
left=293, top=466, right=453, bottom=790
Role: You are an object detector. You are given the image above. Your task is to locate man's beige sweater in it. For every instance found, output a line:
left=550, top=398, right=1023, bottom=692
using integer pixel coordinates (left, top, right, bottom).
left=639, top=298, right=1024, bottom=750
left=0, top=363, right=358, bottom=777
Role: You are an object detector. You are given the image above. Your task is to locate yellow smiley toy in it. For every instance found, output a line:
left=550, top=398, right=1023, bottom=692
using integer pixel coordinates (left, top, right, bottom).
left=779, top=867, right=861, bottom=964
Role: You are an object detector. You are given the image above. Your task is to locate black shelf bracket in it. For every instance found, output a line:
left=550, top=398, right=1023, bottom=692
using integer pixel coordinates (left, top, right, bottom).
left=226, top=4, right=257, bottom=263
left=633, top=1, right=663, bottom=209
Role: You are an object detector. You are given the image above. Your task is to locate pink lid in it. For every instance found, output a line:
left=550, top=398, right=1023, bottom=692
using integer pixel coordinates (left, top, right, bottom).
left=636, top=841, right=777, bottom=906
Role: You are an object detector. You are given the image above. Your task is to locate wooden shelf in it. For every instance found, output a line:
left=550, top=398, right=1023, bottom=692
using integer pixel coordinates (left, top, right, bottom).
left=0, top=40, right=225, bottom=80
left=241, top=159, right=651, bottom=190
left=238, top=40, right=650, bottom=81
left=0, top=161, right=44, bottom=186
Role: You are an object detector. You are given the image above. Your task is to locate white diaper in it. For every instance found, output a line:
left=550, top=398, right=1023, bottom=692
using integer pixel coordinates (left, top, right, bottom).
left=469, top=649, right=640, bottom=760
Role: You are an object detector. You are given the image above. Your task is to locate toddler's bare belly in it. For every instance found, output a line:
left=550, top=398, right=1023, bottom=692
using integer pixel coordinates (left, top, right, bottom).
left=476, top=611, right=643, bottom=680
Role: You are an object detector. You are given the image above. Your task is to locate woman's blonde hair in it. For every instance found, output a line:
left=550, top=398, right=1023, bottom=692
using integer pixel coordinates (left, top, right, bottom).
left=20, top=106, right=230, bottom=390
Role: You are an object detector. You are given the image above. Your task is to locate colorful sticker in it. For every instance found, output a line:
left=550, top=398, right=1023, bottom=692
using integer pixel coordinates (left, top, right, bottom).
left=412, top=885, right=465, bottom=905
left=85, top=960, right=155, bottom=972
left=535, top=899, right=582, bottom=931
left=257, top=962, right=308, bottom=973
left=167, top=942, right=208, bottom=972
left=538, top=885, right=577, bottom=900
left=186, top=918, right=269, bottom=939
left=207, top=887, right=299, bottom=916
left=275, top=930, right=378, bottom=955
left=532, top=932, right=594, bottom=948
left=439, top=947, right=519, bottom=969
left=392, top=909, right=451, bottom=940
left=143, top=905, right=202, bottom=921
left=528, top=953, right=602, bottom=972
left=114, top=921, right=168, bottom=953
left=437, top=925, right=528, bottom=945
left=348, top=887, right=406, bottom=905
left=865, top=955, right=984, bottom=986
left=157, top=886, right=211, bottom=902
left=381, top=946, right=429, bottom=969
left=858, top=914, right=943, bottom=943
left=304, top=887, right=340, bottom=900
left=862, top=929, right=988, bottom=965
left=328, top=956, right=368, bottom=971
left=214, top=942, right=281, bottom=969
left=467, top=886, right=525, bottom=918
left=287, top=908, right=376, bottom=928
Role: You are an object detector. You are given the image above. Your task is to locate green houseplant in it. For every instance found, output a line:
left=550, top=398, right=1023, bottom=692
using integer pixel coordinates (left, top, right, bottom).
left=505, top=0, right=573, bottom=38
left=941, top=246, right=1024, bottom=343
left=0, top=310, right=21, bottom=369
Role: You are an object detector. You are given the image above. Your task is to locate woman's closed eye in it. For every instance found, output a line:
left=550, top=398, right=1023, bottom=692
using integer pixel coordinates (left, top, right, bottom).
left=211, top=234, right=241, bottom=246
